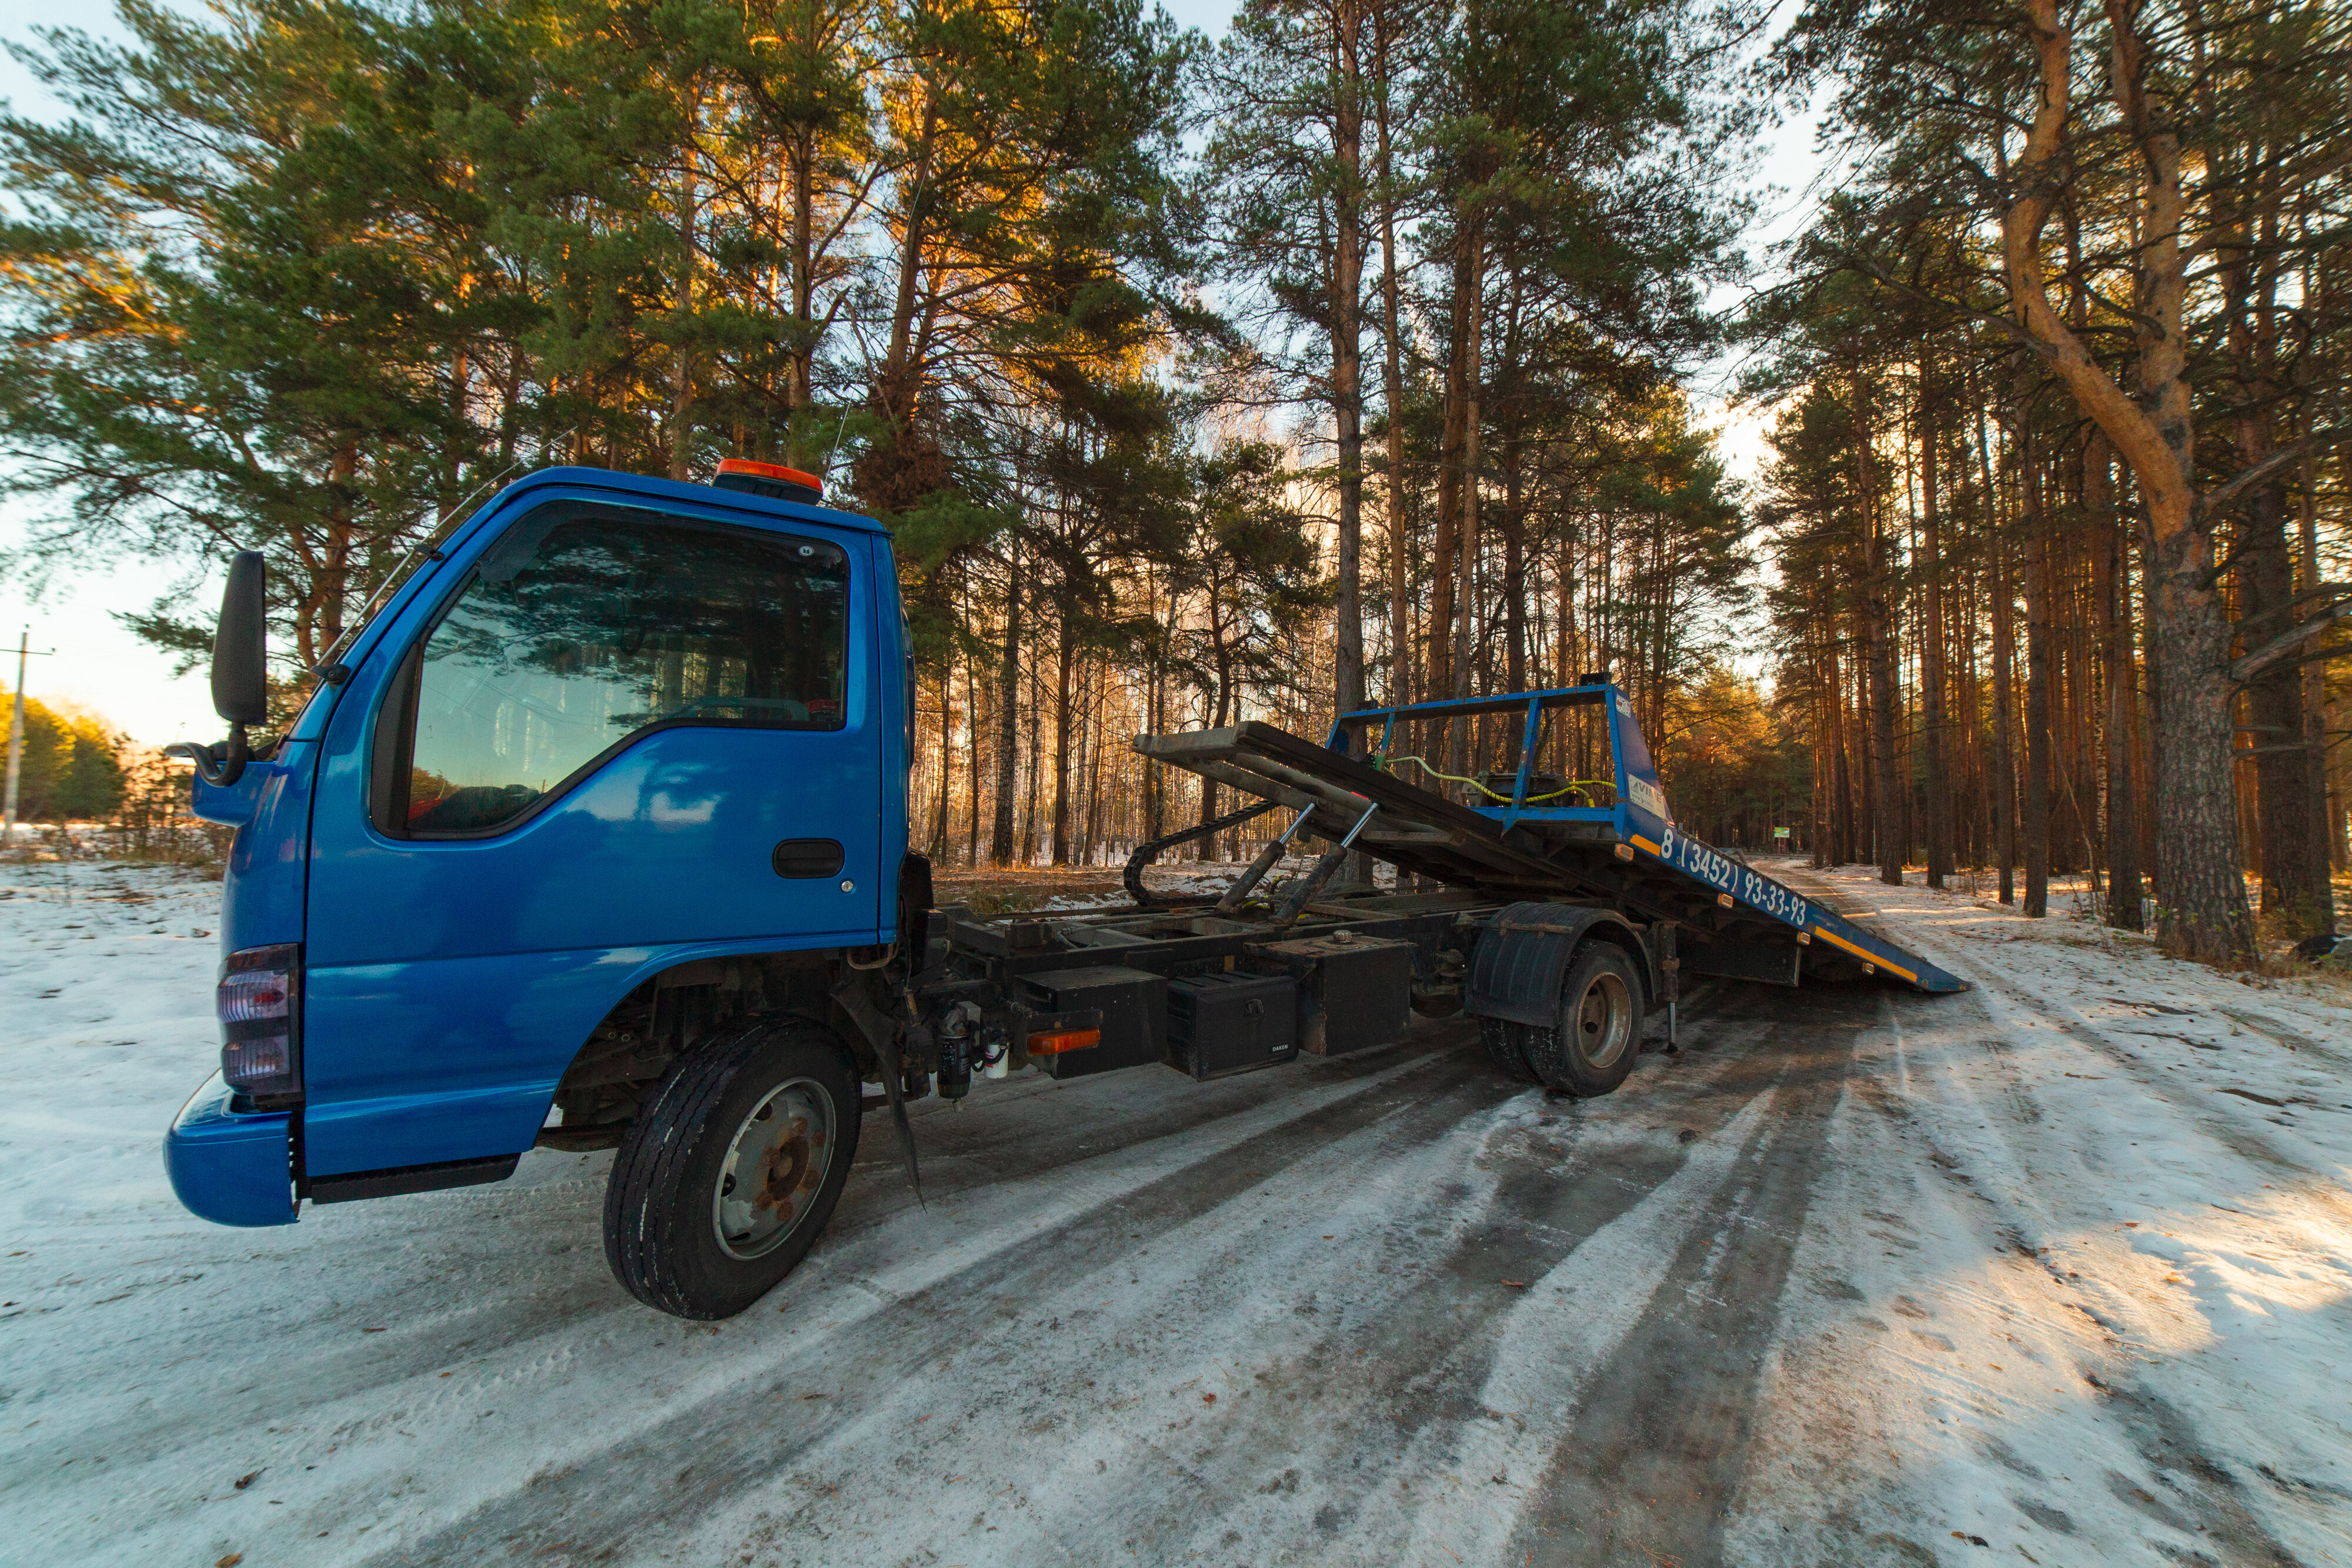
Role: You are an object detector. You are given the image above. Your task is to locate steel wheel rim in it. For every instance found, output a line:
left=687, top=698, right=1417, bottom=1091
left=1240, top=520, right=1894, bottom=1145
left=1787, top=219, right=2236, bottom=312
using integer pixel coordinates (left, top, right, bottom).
left=1573, top=971, right=1632, bottom=1069
left=711, top=1076, right=834, bottom=1261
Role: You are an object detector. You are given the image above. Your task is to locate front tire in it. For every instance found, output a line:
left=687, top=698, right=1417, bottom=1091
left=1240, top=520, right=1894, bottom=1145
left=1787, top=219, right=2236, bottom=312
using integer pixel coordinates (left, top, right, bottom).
left=1515, top=942, right=1643, bottom=1099
left=603, top=1018, right=862, bottom=1319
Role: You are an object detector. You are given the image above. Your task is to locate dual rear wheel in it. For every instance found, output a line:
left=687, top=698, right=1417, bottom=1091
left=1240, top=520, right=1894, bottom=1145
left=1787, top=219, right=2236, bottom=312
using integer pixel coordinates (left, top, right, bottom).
left=1478, top=941, right=1644, bottom=1098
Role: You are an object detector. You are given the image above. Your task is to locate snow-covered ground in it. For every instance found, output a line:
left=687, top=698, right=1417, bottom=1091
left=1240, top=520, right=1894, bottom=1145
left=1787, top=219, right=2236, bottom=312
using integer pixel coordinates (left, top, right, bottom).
left=2, top=855, right=2347, bottom=1566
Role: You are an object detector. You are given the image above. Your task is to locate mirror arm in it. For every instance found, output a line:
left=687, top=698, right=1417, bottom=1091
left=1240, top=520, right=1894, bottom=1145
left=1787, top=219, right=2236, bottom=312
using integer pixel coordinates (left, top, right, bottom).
left=166, top=723, right=250, bottom=787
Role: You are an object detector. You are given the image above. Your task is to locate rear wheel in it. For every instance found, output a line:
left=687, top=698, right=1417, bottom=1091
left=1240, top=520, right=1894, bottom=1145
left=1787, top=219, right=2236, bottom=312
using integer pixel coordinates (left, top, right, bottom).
left=1478, top=1016, right=1542, bottom=1084
left=1515, top=942, right=1643, bottom=1099
left=603, top=1018, right=861, bottom=1319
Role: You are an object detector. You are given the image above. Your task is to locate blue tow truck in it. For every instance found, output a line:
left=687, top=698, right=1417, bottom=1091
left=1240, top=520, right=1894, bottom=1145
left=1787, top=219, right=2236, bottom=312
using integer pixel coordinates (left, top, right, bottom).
left=162, top=460, right=1960, bottom=1319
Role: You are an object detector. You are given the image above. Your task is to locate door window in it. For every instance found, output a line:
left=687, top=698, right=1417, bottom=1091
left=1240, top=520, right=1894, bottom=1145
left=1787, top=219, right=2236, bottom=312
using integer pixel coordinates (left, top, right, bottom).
left=386, top=502, right=850, bottom=836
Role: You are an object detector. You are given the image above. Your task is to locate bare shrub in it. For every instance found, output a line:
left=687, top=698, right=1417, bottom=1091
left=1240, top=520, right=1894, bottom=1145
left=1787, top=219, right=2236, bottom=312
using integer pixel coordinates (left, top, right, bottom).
left=102, top=750, right=231, bottom=870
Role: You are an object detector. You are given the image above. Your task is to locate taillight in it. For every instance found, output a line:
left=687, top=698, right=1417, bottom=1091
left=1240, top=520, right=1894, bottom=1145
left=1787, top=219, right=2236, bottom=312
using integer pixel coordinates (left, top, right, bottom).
left=219, top=944, right=302, bottom=1104
left=1026, top=1028, right=1100, bottom=1056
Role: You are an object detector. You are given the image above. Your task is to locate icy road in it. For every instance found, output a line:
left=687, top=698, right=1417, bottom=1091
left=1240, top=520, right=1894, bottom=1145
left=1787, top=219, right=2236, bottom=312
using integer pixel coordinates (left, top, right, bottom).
left=4, top=859, right=2350, bottom=1567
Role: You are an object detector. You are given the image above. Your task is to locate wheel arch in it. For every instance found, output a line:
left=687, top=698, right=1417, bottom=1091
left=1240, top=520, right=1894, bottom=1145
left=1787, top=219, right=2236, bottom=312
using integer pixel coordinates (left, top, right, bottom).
left=540, top=946, right=857, bottom=1150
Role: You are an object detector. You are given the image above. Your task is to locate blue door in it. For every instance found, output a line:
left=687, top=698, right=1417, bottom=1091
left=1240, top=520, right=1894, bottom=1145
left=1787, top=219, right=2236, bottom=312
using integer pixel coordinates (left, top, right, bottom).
left=300, top=490, right=885, bottom=1177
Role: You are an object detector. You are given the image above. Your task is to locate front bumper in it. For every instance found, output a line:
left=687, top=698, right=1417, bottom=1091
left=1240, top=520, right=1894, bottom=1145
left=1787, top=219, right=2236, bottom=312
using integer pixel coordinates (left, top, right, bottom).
left=164, top=1071, right=298, bottom=1227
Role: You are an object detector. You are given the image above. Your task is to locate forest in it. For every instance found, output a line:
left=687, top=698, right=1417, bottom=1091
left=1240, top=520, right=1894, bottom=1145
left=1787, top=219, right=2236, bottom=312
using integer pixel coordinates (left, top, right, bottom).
left=0, top=689, right=127, bottom=823
left=0, top=0, right=2343, bottom=962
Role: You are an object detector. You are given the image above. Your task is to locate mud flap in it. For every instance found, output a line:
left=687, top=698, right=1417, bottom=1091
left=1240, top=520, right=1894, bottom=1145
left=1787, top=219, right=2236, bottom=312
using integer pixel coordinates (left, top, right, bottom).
left=831, top=980, right=923, bottom=1208
left=1465, top=902, right=1646, bottom=1030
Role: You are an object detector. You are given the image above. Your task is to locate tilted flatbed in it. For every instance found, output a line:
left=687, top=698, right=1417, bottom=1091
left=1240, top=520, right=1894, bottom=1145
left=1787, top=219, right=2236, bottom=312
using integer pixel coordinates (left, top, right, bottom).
left=1130, top=684, right=1964, bottom=995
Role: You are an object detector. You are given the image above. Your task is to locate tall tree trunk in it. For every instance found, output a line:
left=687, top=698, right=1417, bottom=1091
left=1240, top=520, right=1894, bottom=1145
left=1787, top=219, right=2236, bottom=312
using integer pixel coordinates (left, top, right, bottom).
left=1994, top=500, right=2017, bottom=905
left=2088, top=433, right=2143, bottom=928
left=930, top=658, right=953, bottom=858
left=2022, top=436, right=2053, bottom=919
left=1832, top=650, right=1857, bottom=865
left=1920, top=356, right=1953, bottom=886
left=1197, top=600, right=1237, bottom=841
left=669, top=107, right=699, bottom=482
left=1447, top=226, right=1485, bottom=780
left=1812, top=643, right=1831, bottom=865
left=1856, top=373, right=1903, bottom=886
left=1050, top=607, right=1076, bottom=866
left=1430, top=225, right=1478, bottom=711
left=1501, top=429, right=1526, bottom=701
left=1857, top=627, right=1877, bottom=868
left=990, top=541, right=1022, bottom=867
left=2239, top=453, right=2328, bottom=935
left=787, top=123, right=817, bottom=416
left=1330, top=0, right=1366, bottom=742
left=1372, top=1, right=1409, bottom=706
left=1020, top=657, right=1042, bottom=865
left=2005, top=0, right=2252, bottom=959
left=1149, top=568, right=1180, bottom=841
left=2297, top=429, right=2339, bottom=905
left=964, top=626, right=981, bottom=867
left=1496, top=276, right=1528, bottom=707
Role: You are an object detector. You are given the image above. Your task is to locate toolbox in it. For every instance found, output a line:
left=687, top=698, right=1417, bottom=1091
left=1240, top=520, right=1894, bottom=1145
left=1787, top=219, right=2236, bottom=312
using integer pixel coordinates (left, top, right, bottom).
left=1165, top=971, right=1298, bottom=1080
left=1014, top=965, right=1168, bottom=1078
left=1248, top=932, right=1414, bottom=1055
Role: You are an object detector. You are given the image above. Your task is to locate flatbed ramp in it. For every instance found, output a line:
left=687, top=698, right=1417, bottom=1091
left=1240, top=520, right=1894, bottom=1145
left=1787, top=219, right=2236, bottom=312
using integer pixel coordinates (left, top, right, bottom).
left=1137, top=686, right=1964, bottom=995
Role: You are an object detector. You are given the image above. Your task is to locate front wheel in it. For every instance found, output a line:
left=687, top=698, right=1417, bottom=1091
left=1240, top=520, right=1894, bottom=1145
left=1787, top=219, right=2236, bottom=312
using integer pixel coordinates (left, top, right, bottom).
left=603, top=1018, right=863, bottom=1319
left=1514, top=942, right=1643, bottom=1099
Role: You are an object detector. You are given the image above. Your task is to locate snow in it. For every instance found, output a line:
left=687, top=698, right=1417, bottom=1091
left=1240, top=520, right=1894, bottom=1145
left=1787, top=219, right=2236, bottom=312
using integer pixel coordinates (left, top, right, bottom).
left=1, top=854, right=2347, bottom=1566
left=1730, top=860, right=2352, bottom=1566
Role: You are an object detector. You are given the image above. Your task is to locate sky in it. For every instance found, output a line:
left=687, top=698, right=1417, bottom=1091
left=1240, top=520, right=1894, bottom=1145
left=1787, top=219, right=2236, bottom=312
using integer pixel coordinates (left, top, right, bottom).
left=0, top=0, right=222, bottom=745
left=0, top=0, right=1828, bottom=746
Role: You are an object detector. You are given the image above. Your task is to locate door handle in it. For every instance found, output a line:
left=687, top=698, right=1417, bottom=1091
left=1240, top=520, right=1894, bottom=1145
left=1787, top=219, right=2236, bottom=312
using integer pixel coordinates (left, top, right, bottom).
left=773, top=838, right=846, bottom=879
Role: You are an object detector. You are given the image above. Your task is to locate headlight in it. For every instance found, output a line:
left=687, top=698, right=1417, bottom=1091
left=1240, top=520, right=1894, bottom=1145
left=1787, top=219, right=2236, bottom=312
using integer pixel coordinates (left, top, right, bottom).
left=219, top=944, right=302, bottom=1104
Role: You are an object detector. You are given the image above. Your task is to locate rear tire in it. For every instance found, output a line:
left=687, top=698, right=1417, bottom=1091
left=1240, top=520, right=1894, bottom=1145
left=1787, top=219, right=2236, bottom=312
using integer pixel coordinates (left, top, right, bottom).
left=603, top=1018, right=862, bottom=1319
left=1479, top=1015, right=1542, bottom=1084
left=1515, top=942, right=1643, bottom=1099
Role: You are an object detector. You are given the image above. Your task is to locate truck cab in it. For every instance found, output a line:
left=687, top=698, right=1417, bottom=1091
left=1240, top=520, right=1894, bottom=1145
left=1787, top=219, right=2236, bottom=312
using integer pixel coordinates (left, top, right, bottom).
left=165, top=462, right=913, bottom=1317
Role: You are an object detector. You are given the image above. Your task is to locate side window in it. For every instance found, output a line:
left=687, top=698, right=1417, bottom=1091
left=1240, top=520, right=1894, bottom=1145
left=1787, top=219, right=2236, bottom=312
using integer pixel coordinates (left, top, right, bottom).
left=380, top=503, right=850, bottom=837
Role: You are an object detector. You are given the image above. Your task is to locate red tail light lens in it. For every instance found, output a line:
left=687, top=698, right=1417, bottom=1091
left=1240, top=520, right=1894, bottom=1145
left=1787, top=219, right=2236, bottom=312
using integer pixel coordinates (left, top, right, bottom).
left=219, top=944, right=302, bottom=1104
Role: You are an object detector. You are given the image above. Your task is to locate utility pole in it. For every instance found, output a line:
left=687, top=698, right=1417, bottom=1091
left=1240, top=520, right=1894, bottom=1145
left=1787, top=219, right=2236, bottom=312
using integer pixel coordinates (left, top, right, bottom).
left=4, top=629, right=57, bottom=843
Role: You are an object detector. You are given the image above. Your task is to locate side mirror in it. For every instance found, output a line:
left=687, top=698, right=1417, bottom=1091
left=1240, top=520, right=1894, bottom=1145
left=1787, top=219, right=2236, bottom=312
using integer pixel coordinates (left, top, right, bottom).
left=212, top=551, right=268, bottom=724
left=168, top=550, right=268, bottom=787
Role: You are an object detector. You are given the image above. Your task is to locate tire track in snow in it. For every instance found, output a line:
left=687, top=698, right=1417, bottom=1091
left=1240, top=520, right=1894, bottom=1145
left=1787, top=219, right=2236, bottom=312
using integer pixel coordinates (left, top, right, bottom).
left=0, top=1031, right=1464, bottom=1530
left=353, top=996, right=1804, bottom=1566
left=356, top=1040, right=1525, bottom=1565
left=1765, top=870, right=2321, bottom=1566
left=987, top=998, right=1782, bottom=1566
left=1842, top=888, right=2352, bottom=1210
left=1496, top=985, right=1866, bottom=1567
left=1867, top=989, right=2313, bottom=1567
left=4, top=1034, right=1466, bottom=1560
